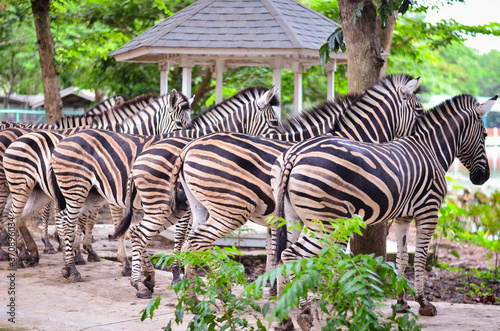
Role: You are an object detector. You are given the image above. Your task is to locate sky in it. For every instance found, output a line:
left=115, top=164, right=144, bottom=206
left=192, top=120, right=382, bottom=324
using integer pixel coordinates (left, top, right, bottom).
left=423, top=0, right=500, bottom=54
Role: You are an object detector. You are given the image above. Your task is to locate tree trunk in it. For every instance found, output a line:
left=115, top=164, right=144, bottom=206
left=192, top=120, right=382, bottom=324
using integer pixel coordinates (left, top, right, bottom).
left=31, top=0, right=63, bottom=124
left=338, top=0, right=386, bottom=259
left=377, top=1, right=397, bottom=76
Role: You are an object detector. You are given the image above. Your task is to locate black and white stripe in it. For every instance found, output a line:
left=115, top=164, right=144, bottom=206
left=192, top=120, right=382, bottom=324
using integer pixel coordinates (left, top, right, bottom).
left=168, top=74, right=424, bottom=288
left=50, top=86, right=280, bottom=287
left=0, top=91, right=186, bottom=266
left=272, top=94, right=496, bottom=323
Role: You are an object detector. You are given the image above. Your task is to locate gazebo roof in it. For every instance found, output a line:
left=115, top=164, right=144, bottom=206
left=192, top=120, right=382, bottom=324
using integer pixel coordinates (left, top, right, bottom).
left=110, top=0, right=347, bottom=69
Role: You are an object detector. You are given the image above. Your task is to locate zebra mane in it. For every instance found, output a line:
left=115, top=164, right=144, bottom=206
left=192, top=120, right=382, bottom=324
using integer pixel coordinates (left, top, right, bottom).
left=184, top=86, right=279, bottom=130
left=423, top=94, right=479, bottom=122
left=108, top=93, right=159, bottom=113
left=375, top=73, right=423, bottom=95
left=434, top=94, right=477, bottom=110
left=280, top=93, right=358, bottom=132
left=86, top=94, right=129, bottom=114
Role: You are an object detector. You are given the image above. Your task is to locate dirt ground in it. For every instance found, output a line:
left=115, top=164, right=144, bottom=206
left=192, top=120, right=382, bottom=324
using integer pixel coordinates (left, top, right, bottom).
left=1, top=223, right=500, bottom=331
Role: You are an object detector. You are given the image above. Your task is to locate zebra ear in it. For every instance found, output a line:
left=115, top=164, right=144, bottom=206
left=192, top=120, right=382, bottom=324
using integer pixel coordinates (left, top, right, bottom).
left=188, top=95, right=195, bottom=105
left=477, top=95, right=498, bottom=117
left=257, top=86, right=277, bottom=109
left=168, top=89, right=179, bottom=111
left=401, top=76, right=422, bottom=96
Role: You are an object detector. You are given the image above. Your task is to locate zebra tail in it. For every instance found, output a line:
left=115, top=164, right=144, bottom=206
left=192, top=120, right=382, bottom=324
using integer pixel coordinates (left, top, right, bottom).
left=168, top=149, right=186, bottom=214
left=49, top=167, right=66, bottom=211
left=113, top=176, right=136, bottom=239
left=274, top=152, right=298, bottom=266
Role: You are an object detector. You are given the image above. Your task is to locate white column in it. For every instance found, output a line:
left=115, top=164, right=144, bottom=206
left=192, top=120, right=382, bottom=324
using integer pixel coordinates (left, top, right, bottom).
left=272, top=57, right=283, bottom=119
left=159, top=61, right=170, bottom=95
left=215, top=59, right=225, bottom=104
left=292, top=62, right=303, bottom=115
left=326, top=60, right=337, bottom=101
left=182, top=67, right=192, bottom=99
left=180, top=56, right=193, bottom=99
left=272, top=68, right=282, bottom=119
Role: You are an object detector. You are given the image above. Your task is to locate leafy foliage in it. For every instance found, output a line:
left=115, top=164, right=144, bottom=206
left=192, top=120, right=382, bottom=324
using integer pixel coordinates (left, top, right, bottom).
left=143, top=216, right=420, bottom=330
left=433, top=186, right=500, bottom=278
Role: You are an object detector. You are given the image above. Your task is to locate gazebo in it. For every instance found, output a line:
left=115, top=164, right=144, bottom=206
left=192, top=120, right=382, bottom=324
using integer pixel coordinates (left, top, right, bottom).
left=110, top=0, right=347, bottom=115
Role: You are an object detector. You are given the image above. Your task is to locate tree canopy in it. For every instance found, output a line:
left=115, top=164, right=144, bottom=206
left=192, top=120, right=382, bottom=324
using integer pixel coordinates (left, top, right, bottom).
left=1, top=0, right=499, bottom=115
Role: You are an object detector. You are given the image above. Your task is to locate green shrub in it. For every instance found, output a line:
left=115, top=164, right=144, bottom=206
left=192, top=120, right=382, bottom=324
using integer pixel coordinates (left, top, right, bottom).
left=142, top=215, right=420, bottom=330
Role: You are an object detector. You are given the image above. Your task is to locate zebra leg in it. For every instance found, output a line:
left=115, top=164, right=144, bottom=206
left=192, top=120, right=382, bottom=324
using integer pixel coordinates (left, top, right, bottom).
left=268, top=225, right=302, bottom=296
left=277, top=232, right=325, bottom=331
left=40, top=202, right=57, bottom=254
left=129, top=222, right=158, bottom=299
left=0, top=196, right=12, bottom=261
left=394, top=218, right=411, bottom=312
left=414, top=217, right=438, bottom=316
left=82, top=208, right=100, bottom=263
left=171, top=210, right=192, bottom=284
left=16, top=217, right=39, bottom=267
left=8, top=185, right=44, bottom=267
left=110, top=205, right=131, bottom=276
left=182, top=216, right=247, bottom=300
left=73, top=216, right=86, bottom=265
left=56, top=209, right=82, bottom=283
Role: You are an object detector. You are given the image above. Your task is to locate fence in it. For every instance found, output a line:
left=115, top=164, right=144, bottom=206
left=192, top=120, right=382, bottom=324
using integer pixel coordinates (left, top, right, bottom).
left=0, top=109, right=84, bottom=124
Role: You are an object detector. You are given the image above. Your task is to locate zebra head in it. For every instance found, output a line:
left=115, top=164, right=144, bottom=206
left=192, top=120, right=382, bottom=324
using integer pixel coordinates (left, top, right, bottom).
left=390, top=74, right=425, bottom=138
left=246, top=85, right=282, bottom=135
left=457, top=95, right=497, bottom=185
left=167, top=89, right=192, bottom=128
left=154, top=89, right=191, bottom=134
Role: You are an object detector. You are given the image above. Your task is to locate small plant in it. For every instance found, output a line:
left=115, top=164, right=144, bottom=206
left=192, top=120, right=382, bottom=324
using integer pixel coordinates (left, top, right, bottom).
left=221, top=224, right=258, bottom=251
left=251, top=215, right=421, bottom=330
left=142, top=215, right=421, bottom=330
left=141, top=246, right=269, bottom=331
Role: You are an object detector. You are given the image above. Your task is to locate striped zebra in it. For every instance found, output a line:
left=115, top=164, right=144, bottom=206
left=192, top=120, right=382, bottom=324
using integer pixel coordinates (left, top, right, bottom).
left=116, top=74, right=423, bottom=298
left=50, top=86, right=280, bottom=285
left=83, top=95, right=128, bottom=116
left=1, top=91, right=187, bottom=266
left=271, top=94, right=496, bottom=329
left=0, top=93, right=158, bottom=259
left=0, top=95, right=128, bottom=258
left=167, top=74, right=424, bottom=289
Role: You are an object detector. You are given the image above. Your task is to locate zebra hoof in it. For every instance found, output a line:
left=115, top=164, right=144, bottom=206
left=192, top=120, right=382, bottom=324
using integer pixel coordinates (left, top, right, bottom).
left=42, top=239, right=57, bottom=254
left=419, top=303, right=437, bottom=316
left=136, top=287, right=153, bottom=299
left=275, top=317, right=294, bottom=331
left=61, top=267, right=70, bottom=279
left=22, top=254, right=39, bottom=267
left=297, top=310, right=313, bottom=331
left=44, top=247, right=57, bottom=254
left=87, top=250, right=101, bottom=262
left=143, top=275, right=155, bottom=292
left=121, top=264, right=132, bottom=277
left=61, top=266, right=82, bottom=282
left=393, top=300, right=410, bottom=313
left=171, top=269, right=183, bottom=284
left=74, top=252, right=86, bottom=265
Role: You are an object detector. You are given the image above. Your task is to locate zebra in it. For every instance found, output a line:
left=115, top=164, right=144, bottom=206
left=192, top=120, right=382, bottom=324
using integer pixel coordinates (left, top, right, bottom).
left=116, top=74, right=423, bottom=298
left=83, top=95, right=128, bottom=116
left=50, top=86, right=281, bottom=286
left=0, top=93, right=158, bottom=259
left=1, top=91, right=186, bottom=266
left=0, top=96, right=126, bottom=258
left=271, top=94, right=497, bottom=330
left=167, top=74, right=424, bottom=290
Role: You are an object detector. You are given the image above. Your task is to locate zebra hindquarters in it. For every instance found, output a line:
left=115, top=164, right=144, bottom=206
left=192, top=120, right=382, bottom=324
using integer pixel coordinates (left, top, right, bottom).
left=125, top=139, right=189, bottom=297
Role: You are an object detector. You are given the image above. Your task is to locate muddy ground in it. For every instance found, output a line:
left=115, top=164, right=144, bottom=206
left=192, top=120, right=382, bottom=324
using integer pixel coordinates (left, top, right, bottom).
left=1, top=223, right=500, bottom=331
